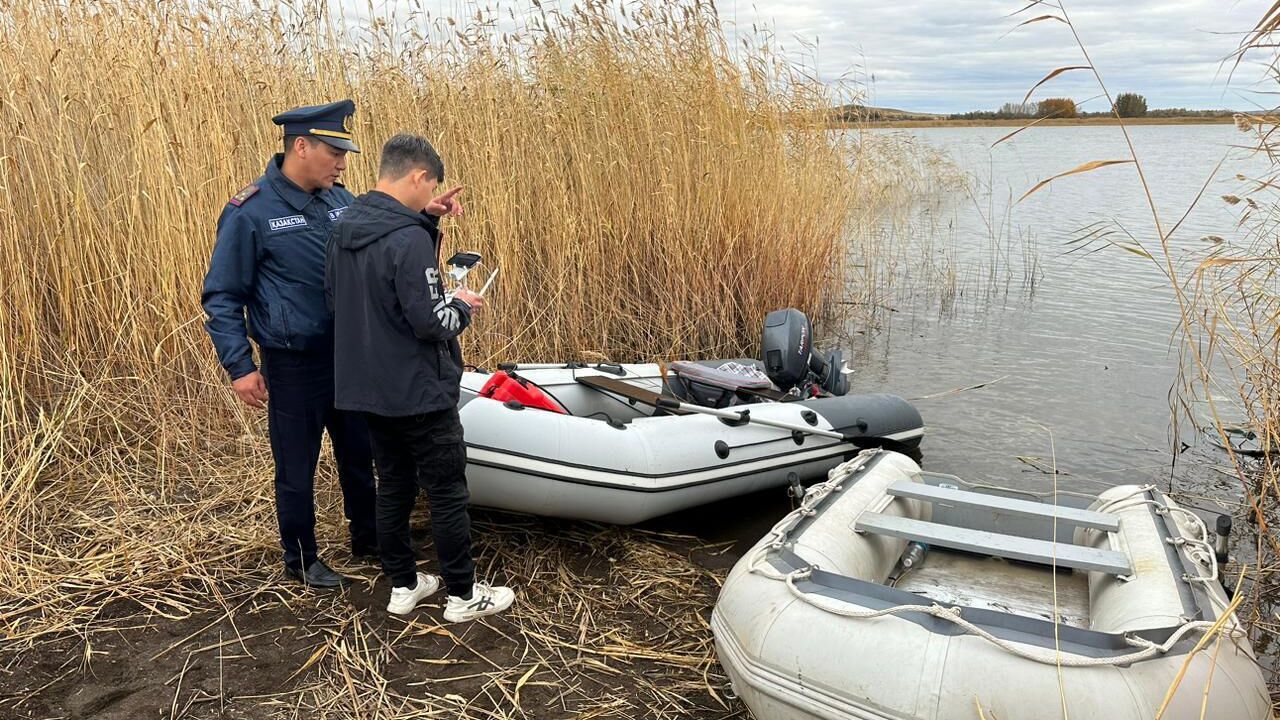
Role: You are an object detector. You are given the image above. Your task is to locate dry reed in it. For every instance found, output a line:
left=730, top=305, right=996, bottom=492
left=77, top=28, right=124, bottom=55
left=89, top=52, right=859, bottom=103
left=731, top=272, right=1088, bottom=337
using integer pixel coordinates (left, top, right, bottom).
left=0, top=0, right=926, bottom=716
left=1014, top=0, right=1280, bottom=710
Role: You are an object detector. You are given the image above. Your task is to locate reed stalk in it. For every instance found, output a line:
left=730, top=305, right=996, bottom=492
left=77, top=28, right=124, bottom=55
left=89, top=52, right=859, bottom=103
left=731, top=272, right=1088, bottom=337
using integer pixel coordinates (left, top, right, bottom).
left=0, top=0, right=933, bottom=715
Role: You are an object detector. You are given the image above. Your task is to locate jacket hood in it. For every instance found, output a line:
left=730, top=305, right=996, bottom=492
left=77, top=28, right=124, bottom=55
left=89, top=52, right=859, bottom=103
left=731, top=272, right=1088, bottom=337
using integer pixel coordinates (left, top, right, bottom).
left=334, top=190, right=431, bottom=250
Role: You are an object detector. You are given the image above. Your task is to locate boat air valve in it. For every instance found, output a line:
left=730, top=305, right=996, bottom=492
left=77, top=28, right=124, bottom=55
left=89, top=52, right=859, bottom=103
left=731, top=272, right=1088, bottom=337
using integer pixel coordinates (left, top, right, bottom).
left=1214, top=514, right=1232, bottom=564
left=901, top=541, right=928, bottom=570
left=888, top=541, right=929, bottom=587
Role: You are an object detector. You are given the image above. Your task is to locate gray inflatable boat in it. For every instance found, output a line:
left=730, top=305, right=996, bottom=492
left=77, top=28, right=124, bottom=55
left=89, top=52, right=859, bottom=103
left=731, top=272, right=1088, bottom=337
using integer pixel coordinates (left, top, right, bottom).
left=713, top=449, right=1268, bottom=719
left=455, top=310, right=924, bottom=524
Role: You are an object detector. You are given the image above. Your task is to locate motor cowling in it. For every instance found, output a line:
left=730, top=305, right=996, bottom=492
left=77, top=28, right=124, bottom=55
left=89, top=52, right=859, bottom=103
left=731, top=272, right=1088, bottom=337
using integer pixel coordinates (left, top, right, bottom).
left=760, top=308, right=848, bottom=396
left=761, top=308, right=811, bottom=390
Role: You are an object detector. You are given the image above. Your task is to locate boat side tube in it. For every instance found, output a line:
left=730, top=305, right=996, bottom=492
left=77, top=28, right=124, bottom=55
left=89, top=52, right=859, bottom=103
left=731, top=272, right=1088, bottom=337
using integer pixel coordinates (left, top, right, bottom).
left=460, top=395, right=861, bottom=524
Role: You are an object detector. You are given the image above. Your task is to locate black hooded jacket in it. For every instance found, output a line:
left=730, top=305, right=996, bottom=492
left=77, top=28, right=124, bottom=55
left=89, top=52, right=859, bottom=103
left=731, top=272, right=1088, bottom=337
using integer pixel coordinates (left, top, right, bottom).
left=325, top=190, right=473, bottom=416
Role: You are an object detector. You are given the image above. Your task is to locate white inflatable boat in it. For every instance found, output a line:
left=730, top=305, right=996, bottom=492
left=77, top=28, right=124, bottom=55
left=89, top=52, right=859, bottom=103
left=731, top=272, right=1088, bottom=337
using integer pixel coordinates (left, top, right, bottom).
left=713, top=449, right=1269, bottom=720
left=456, top=362, right=923, bottom=524
left=453, top=309, right=923, bottom=525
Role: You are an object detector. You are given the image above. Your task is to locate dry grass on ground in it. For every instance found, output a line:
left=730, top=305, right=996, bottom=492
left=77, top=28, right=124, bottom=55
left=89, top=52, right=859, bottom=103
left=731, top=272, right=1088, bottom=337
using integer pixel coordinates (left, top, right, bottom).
left=0, top=0, right=914, bottom=717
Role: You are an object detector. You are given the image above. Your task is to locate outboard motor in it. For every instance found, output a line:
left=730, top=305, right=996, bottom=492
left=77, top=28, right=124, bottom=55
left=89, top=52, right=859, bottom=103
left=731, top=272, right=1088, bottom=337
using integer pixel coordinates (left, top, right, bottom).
left=760, top=308, right=849, bottom=396
left=808, top=347, right=849, bottom=397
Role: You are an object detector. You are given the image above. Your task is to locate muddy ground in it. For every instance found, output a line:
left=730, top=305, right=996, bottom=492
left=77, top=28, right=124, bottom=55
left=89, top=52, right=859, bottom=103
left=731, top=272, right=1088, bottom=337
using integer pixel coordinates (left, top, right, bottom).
left=0, top=494, right=790, bottom=720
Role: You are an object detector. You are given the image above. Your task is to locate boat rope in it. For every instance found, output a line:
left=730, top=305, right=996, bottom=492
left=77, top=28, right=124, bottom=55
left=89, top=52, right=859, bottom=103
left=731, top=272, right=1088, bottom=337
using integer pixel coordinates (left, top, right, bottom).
left=1079, top=484, right=1220, bottom=584
left=744, top=451, right=876, bottom=577
left=745, top=450, right=1237, bottom=667
left=779, top=568, right=1235, bottom=668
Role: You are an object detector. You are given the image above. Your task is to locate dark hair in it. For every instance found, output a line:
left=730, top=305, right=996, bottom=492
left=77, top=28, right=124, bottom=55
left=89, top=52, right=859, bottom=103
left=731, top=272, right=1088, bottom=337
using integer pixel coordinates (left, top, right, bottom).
left=283, top=135, right=319, bottom=155
left=378, top=133, right=444, bottom=182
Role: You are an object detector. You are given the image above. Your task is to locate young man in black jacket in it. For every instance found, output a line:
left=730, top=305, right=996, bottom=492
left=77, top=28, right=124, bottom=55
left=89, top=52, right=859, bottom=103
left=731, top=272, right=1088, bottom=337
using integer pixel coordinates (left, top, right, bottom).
left=325, top=134, right=514, bottom=621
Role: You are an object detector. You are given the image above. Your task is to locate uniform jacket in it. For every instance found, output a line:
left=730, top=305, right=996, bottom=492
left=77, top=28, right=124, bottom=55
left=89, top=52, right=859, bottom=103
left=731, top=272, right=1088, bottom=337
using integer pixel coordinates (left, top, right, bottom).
left=201, top=154, right=354, bottom=379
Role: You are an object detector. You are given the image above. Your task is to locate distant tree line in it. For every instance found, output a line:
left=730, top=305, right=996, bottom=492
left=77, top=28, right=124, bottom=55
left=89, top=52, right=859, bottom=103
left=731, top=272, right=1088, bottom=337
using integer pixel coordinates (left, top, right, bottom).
left=830, top=93, right=1237, bottom=124
left=944, top=93, right=1235, bottom=121
left=1140, top=107, right=1235, bottom=118
left=950, top=98, right=1078, bottom=120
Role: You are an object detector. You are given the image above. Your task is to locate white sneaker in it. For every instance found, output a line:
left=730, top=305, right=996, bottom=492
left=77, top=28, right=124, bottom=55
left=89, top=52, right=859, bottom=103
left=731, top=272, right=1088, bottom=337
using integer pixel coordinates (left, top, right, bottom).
left=386, top=572, right=441, bottom=615
left=443, top=583, right=515, bottom=623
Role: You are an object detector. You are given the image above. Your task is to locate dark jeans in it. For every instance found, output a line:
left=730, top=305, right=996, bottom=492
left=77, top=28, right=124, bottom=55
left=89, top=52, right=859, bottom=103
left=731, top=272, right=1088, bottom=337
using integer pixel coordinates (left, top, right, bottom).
left=364, top=408, right=475, bottom=597
left=261, top=348, right=377, bottom=571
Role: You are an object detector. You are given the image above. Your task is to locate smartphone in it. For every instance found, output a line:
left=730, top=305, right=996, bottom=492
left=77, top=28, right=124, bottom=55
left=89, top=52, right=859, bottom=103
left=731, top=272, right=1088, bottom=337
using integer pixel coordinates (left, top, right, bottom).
left=446, top=251, right=482, bottom=282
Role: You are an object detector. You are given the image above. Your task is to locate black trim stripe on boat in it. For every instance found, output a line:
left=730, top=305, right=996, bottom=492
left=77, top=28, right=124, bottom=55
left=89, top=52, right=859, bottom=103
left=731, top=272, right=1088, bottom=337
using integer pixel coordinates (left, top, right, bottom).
left=465, top=445, right=856, bottom=492
left=464, top=423, right=922, bottom=481
left=466, top=439, right=849, bottom=479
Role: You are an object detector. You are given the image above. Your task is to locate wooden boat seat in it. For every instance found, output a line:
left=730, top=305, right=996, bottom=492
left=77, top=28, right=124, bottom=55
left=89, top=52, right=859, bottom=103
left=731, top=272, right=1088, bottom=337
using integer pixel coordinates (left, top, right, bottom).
left=576, top=375, right=692, bottom=415
left=885, top=480, right=1121, bottom=532
left=855, top=512, right=1132, bottom=575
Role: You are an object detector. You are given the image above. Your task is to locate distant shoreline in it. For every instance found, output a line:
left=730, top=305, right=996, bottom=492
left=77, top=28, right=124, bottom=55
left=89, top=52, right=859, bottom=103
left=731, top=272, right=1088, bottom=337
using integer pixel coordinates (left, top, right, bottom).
left=852, top=116, right=1236, bottom=129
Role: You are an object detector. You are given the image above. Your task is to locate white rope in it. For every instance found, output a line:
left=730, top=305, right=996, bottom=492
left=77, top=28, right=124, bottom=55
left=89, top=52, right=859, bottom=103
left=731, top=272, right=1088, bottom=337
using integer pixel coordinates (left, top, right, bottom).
left=1164, top=504, right=1220, bottom=583
left=745, top=450, right=878, bottom=579
left=1091, top=484, right=1158, bottom=513
left=1078, top=486, right=1220, bottom=584
left=745, top=454, right=1236, bottom=667
left=781, top=569, right=1235, bottom=667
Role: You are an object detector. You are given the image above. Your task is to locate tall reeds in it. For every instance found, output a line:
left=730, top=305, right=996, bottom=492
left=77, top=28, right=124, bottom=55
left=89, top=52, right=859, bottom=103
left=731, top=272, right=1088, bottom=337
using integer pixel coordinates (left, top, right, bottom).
left=1, top=0, right=860, bottom=380
left=1194, top=18, right=1280, bottom=683
left=0, top=0, right=907, bottom=703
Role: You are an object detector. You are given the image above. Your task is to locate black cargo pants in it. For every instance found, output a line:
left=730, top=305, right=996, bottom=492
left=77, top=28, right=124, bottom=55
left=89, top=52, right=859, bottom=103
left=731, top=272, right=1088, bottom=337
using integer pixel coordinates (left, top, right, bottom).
left=363, top=407, right=476, bottom=597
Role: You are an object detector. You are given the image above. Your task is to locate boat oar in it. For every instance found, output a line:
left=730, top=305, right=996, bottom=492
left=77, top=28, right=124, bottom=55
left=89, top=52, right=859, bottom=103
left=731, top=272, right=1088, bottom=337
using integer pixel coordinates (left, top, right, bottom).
left=653, top=397, right=912, bottom=453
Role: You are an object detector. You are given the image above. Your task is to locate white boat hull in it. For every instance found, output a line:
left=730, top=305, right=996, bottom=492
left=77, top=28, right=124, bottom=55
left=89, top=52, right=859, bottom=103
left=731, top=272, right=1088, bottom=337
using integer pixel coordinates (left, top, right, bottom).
left=456, top=363, right=924, bottom=524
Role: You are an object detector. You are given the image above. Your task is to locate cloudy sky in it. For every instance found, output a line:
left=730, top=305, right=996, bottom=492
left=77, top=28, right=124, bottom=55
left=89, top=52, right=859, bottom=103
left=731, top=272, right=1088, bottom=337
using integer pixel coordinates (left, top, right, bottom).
left=359, top=1, right=1272, bottom=114
left=719, top=0, right=1267, bottom=113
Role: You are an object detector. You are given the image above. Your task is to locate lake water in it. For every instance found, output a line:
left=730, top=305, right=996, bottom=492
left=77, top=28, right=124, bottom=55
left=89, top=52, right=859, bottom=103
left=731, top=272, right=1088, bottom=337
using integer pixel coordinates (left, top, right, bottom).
left=846, top=123, right=1268, bottom=505
left=656, top=122, right=1272, bottom=564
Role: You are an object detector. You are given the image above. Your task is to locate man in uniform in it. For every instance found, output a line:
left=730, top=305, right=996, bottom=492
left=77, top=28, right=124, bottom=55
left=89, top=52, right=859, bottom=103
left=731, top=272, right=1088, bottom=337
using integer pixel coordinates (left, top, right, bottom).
left=202, top=100, right=377, bottom=588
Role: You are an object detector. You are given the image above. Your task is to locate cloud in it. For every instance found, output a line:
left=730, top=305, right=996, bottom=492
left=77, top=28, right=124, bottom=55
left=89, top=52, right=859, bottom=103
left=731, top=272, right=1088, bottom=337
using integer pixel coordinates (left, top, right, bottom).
left=721, top=0, right=1263, bottom=113
left=338, top=0, right=1267, bottom=114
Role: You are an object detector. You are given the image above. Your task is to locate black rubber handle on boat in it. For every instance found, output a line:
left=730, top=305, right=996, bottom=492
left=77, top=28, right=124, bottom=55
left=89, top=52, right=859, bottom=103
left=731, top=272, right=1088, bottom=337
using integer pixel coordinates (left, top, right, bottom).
left=656, top=397, right=682, bottom=411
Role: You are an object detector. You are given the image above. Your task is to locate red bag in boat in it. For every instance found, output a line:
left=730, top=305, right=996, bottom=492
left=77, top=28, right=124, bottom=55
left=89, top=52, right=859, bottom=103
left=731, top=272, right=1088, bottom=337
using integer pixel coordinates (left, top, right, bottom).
left=478, top=371, right=568, bottom=414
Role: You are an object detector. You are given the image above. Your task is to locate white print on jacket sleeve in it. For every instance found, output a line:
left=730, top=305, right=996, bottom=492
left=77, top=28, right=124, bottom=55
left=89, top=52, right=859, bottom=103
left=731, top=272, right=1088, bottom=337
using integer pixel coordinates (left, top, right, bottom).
left=425, top=267, right=461, bottom=331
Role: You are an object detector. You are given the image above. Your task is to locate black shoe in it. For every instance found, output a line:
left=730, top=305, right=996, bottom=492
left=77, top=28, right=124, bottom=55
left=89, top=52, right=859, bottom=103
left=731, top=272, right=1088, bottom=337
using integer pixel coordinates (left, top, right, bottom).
left=284, top=559, right=352, bottom=589
left=351, top=542, right=381, bottom=566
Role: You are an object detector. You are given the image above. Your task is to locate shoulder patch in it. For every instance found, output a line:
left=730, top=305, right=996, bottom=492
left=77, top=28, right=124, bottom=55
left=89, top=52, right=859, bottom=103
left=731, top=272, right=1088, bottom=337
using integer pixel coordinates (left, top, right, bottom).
left=228, top=184, right=259, bottom=207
